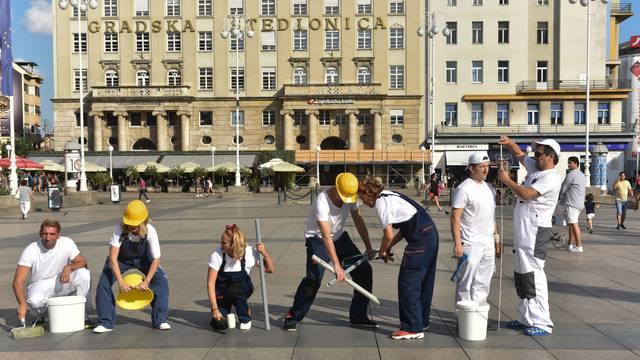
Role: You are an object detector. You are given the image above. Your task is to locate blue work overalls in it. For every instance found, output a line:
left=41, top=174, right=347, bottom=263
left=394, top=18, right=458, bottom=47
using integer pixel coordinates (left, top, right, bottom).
left=215, top=251, right=255, bottom=324
left=95, top=231, right=170, bottom=329
left=381, top=192, right=439, bottom=332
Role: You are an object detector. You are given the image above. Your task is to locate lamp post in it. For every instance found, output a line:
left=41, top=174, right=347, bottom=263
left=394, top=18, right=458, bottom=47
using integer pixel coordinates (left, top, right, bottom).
left=108, top=145, right=113, bottom=183
left=315, top=145, right=321, bottom=187
left=6, top=143, right=17, bottom=195
left=420, top=146, right=427, bottom=185
left=418, top=11, right=450, bottom=176
left=210, top=145, right=216, bottom=180
left=568, top=0, right=609, bottom=187
left=221, top=15, right=253, bottom=187
left=58, top=0, right=98, bottom=192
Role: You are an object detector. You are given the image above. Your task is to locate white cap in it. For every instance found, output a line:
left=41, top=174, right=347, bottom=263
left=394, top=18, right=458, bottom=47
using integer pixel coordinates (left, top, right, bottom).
left=466, top=151, right=490, bottom=169
left=533, top=139, right=561, bottom=157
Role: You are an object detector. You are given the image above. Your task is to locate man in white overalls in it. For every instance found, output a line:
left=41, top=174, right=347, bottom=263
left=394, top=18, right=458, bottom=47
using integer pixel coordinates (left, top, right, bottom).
left=498, top=136, right=561, bottom=336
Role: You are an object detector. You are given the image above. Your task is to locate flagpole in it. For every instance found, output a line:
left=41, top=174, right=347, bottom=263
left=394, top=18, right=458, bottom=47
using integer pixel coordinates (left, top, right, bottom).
left=8, top=94, right=17, bottom=194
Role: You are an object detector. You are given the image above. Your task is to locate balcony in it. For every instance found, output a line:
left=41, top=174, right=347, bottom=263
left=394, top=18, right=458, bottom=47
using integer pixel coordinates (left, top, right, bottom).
left=611, top=3, right=633, bottom=20
left=516, top=80, right=631, bottom=94
left=282, top=83, right=383, bottom=98
left=436, top=123, right=624, bottom=135
left=91, top=86, right=191, bottom=99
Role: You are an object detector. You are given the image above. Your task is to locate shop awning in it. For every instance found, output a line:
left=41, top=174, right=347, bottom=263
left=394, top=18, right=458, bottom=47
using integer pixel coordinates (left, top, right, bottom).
left=445, top=151, right=476, bottom=166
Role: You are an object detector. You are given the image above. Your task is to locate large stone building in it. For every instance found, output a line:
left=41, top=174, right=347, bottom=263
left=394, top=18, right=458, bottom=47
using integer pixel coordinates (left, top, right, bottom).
left=0, top=61, right=43, bottom=144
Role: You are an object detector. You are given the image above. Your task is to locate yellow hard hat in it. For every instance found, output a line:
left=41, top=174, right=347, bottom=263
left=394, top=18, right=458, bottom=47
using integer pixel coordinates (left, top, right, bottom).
left=115, top=273, right=154, bottom=310
left=335, top=172, right=359, bottom=204
left=122, top=200, right=148, bottom=226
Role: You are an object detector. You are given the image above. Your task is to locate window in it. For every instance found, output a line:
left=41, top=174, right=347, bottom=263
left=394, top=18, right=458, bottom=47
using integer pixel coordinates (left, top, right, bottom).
left=293, top=0, right=307, bottom=15
left=105, top=70, right=119, bottom=87
left=551, top=102, right=563, bottom=125
left=390, top=109, right=404, bottom=125
left=231, top=67, right=245, bottom=90
left=446, top=61, right=457, bottom=83
left=231, top=111, right=245, bottom=126
left=262, top=67, right=276, bottom=90
left=527, top=103, right=539, bottom=125
left=319, top=111, right=331, bottom=126
left=104, top=32, right=118, bottom=53
left=537, top=22, right=548, bottom=44
left=389, top=0, right=404, bottom=14
left=357, top=29, right=372, bottom=49
left=200, top=111, right=213, bottom=126
left=262, top=111, right=276, bottom=126
left=106, top=113, right=118, bottom=127
left=335, top=114, right=346, bottom=126
left=472, top=22, right=483, bottom=44
left=389, top=65, right=404, bottom=89
left=73, top=33, right=87, bottom=53
left=471, top=103, right=483, bottom=127
left=72, top=7, right=87, bottom=17
left=166, top=0, right=180, bottom=16
left=325, top=0, right=339, bottom=15
left=199, top=32, right=213, bottom=51
left=294, top=110, right=307, bottom=126
left=498, top=60, right=509, bottom=83
left=357, top=114, right=371, bottom=126
left=136, top=32, right=150, bottom=52
left=136, top=70, right=150, bottom=87
left=445, top=22, right=457, bottom=44
left=130, top=113, right=143, bottom=127
left=497, top=103, right=509, bottom=126
left=471, top=61, right=483, bottom=83
left=198, top=0, right=212, bottom=16
left=74, top=69, right=87, bottom=92
left=574, top=102, right=586, bottom=124
left=389, top=28, right=404, bottom=49
left=325, top=30, right=339, bottom=50
left=473, top=0, right=482, bottom=5
left=325, top=67, right=339, bottom=84
left=293, top=29, right=308, bottom=51
left=230, top=0, right=244, bottom=15
left=167, top=69, right=181, bottom=86
left=293, top=67, right=307, bottom=84
left=498, top=21, right=509, bottom=44
left=536, top=61, right=548, bottom=83
left=537, top=0, right=548, bottom=5
left=104, top=0, right=117, bottom=17
left=447, top=0, right=456, bottom=5
left=262, top=0, right=275, bottom=15
left=499, top=0, right=508, bottom=4
left=199, top=68, right=213, bottom=90
left=231, top=36, right=244, bottom=51
left=445, top=103, right=457, bottom=127
left=167, top=32, right=181, bottom=52
left=261, top=31, right=276, bottom=51
left=598, top=102, right=610, bottom=124
left=136, top=0, right=149, bottom=16
left=357, top=67, right=371, bottom=84
left=357, top=0, right=371, bottom=14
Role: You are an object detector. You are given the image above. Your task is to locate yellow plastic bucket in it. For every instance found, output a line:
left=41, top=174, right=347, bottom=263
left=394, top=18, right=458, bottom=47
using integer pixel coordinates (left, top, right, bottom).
left=115, top=273, right=154, bottom=310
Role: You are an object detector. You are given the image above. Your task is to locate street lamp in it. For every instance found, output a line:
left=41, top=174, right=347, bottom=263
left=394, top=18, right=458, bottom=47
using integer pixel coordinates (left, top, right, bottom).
left=5, top=143, right=17, bottom=195
left=418, top=12, right=450, bottom=176
left=210, top=145, right=216, bottom=180
left=58, top=0, right=98, bottom=192
left=315, top=145, right=321, bottom=187
left=108, top=145, right=113, bottom=182
left=420, top=146, right=427, bottom=184
left=221, top=15, right=254, bottom=187
left=568, top=0, right=609, bottom=187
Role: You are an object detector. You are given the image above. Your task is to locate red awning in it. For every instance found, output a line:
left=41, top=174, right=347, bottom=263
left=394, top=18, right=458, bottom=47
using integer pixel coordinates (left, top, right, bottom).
left=0, top=157, right=45, bottom=170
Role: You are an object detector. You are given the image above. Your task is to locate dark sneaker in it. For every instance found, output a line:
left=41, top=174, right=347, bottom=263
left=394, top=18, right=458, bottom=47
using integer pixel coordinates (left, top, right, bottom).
left=616, top=225, right=621, bottom=229
left=283, top=312, right=297, bottom=332
left=589, top=229, right=594, bottom=234
left=350, top=318, right=379, bottom=328
left=84, top=319, right=96, bottom=329
left=621, top=224, right=626, bottom=229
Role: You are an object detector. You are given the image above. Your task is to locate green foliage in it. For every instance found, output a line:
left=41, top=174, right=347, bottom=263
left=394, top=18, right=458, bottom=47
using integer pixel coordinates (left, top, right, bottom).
left=214, top=168, right=227, bottom=186
left=0, top=186, right=10, bottom=195
left=124, top=166, right=139, bottom=186
left=240, top=168, right=252, bottom=178
left=192, top=166, right=208, bottom=179
left=259, top=166, right=274, bottom=178
left=257, top=150, right=295, bottom=164
left=88, top=172, right=111, bottom=189
left=167, top=166, right=184, bottom=185
left=247, top=174, right=261, bottom=192
left=144, top=165, right=160, bottom=186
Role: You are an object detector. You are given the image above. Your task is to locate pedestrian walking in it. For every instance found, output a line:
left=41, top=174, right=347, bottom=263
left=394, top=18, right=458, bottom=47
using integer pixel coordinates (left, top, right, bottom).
left=195, top=177, right=203, bottom=197
left=613, top=172, right=633, bottom=229
left=16, top=179, right=34, bottom=220
left=206, top=177, right=214, bottom=197
left=559, top=156, right=586, bottom=253
left=584, top=194, right=600, bottom=233
left=426, top=173, right=447, bottom=213
left=138, top=177, right=150, bottom=203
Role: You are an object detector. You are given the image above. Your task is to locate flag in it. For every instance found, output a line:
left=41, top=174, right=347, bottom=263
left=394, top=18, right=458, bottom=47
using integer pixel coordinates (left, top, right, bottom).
left=0, top=0, right=13, bottom=96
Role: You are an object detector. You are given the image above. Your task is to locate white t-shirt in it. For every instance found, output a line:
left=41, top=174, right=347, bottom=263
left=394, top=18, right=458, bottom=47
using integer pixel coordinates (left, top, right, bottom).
left=521, top=157, right=561, bottom=227
left=452, top=178, right=496, bottom=246
left=304, top=190, right=358, bottom=239
left=208, top=246, right=259, bottom=275
left=109, top=224, right=161, bottom=259
left=374, top=190, right=417, bottom=229
left=18, top=236, right=81, bottom=283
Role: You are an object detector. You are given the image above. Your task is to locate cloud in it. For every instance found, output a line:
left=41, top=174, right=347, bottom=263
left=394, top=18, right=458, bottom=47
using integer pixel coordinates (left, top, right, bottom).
left=22, top=0, right=53, bottom=35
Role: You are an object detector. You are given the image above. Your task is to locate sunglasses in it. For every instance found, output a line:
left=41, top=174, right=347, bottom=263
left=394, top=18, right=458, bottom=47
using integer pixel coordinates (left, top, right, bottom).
left=225, top=224, right=238, bottom=233
left=534, top=151, right=547, bottom=158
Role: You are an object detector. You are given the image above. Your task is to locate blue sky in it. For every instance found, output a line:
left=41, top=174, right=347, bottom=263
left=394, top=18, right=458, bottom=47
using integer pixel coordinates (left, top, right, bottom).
left=7, top=0, right=640, bottom=129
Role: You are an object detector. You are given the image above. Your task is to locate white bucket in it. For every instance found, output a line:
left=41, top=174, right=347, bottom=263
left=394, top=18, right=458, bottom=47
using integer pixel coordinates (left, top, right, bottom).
left=456, top=300, right=490, bottom=341
left=47, top=296, right=86, bottom=333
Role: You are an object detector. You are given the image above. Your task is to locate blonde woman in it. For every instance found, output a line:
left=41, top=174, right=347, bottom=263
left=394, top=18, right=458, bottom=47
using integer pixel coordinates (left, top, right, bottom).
left=94, top=200, right=170, bottom=333
left=207, top=224, right=274, bottom=331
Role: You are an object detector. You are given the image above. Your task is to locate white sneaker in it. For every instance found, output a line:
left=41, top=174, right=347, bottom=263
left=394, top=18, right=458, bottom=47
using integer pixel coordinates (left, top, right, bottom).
left=145, top=200, right=151, bottom=203
left=567, top=244, right=575, bottom=252
left=239, top=321, right=252, bottom=330
left=570, top=246, right=584, bottom=253
left=93, top=325, right=114, bottom=333
left=157, top=322, right=171, bottom=330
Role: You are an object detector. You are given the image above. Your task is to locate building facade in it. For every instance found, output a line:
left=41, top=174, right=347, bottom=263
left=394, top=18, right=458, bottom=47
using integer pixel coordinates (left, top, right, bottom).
left=0, top=61, right=43, bottom=142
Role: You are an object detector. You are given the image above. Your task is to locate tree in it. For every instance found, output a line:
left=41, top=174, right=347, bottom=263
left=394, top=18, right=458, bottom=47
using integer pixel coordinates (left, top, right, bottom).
left=144, top=165, right=160, bottom=187
left=125, top=166, right=139, bottom=186
left=168, top=166, right=184, bottom=185
left=192, top=166, right=208, bottom=180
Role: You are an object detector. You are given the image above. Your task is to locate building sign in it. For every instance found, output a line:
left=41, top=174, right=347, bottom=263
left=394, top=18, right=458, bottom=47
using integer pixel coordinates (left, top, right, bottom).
left=631, top=36, right=640, bottom=49
left=434, top=144, right=489, bottom=151
left=308, top=98, right=355, bottom=105
left=0, top=95, right=8, bottom=111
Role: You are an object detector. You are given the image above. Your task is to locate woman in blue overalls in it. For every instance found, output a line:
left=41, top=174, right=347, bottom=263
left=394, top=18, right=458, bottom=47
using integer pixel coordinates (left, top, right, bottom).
left=358, top=178, right=439, bottom=340
left=207, top=224, right=274, bottom=331
left=94, top=200, right=170, bottom=333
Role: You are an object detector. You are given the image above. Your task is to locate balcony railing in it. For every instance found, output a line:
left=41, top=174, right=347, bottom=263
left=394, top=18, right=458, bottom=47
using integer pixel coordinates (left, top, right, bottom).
left=282, top=83, right=383, bottom=97
left=611, top=2, right=632, bottom=13
left=516, top=80, right=631, bottom=93
left=436, top=123, right=624, bottom=135
left=91, top=86, right=190, bottom=98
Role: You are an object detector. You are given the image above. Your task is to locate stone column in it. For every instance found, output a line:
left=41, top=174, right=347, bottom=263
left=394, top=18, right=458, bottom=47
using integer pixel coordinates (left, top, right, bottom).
left=306, top=109, right=319, bottom=151
left=153, top=111, right=168, bottom=151
left=89, top=111, right=104, bottom=151
left=280, top=110, right=295, bottom=150
left=370, top=109, right=383, bottom=150
left=345, top=109, right=359, bottom=151
left=177, top=110, right=191, bottom=151
left=114, top=111, right=128, bottom=151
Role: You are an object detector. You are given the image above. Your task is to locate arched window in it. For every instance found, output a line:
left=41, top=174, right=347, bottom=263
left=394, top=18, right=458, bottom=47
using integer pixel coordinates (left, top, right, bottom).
left=105, top=70, right=119, bottom=87
left=167, top=69, right=181, bottom=86
left=357, top=66, right=371, bottom=84
left=136, top=69, right=150, bottom=87
left=325, top=67, right=339, bottom=84
left=293, top=67, right=307, bottom=85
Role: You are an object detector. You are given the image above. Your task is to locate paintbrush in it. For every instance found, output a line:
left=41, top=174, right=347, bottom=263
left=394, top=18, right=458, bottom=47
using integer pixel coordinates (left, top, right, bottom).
left=11, top=319, right=45, bottom=339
